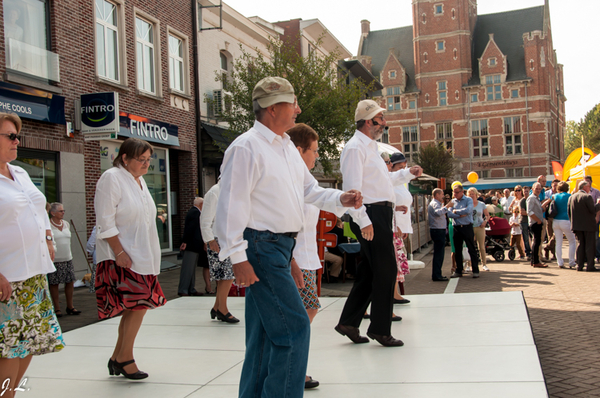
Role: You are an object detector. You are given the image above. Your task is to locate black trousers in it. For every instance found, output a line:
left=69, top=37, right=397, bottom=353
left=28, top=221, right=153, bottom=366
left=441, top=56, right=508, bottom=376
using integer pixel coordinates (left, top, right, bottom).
left=430, top=228, right=446, bottom=280
left=339, top=205, right=397, bottom=336
left=575, top=230, right=597, bottom=271
left=530, top=222, right=543, bottom=264
left=453, top=223, right=479, bottom=274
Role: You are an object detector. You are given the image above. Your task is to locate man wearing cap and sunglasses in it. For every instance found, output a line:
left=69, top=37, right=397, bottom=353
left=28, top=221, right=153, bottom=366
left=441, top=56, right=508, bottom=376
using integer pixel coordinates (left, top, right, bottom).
left=215, top=76, right=365, bottom=398
left=335, top=99, right=422, bottom=348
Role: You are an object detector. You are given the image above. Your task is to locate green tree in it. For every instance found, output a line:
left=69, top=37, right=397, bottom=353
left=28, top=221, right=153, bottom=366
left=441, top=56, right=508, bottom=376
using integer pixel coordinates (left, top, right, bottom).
left=412, top=143, right=458, bottom=181
left=207, top=37, right=375, bottom=175
left=564, top=103, right=600, bottom=156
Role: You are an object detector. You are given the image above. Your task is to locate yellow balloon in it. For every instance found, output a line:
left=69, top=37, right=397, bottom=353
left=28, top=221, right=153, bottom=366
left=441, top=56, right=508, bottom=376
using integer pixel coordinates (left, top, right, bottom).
left=451, top=181, right=462, bottom=189
left=467, top=172, right=479, bottom=184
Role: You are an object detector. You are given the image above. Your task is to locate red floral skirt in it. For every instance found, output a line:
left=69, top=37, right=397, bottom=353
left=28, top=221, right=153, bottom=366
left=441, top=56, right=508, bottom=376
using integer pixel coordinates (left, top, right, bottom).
left=95, top=260, right=166, bottom=320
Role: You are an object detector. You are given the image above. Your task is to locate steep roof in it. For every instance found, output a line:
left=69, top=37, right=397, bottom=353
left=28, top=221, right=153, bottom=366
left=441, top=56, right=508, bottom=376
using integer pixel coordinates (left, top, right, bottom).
left=360, top=25, right=417, bottom=93
left=360, top=5, right=545, bottom=90
left=469, top=6, right=544, bottom=85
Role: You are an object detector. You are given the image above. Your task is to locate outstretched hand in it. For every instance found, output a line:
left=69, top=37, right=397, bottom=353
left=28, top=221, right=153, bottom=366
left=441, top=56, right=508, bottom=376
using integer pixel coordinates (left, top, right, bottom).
left=409, top=165, right=423, bottom=177
left=340, top=189, right=363, bottom=209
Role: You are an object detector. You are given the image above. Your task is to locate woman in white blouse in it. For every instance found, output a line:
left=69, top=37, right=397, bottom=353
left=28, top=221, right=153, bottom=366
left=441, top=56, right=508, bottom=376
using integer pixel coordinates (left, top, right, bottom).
left=0, top=113, right=64, bottom=396
left=48, top=202, right=81, bottom=317
left=94, top=137, right=166, bottom=380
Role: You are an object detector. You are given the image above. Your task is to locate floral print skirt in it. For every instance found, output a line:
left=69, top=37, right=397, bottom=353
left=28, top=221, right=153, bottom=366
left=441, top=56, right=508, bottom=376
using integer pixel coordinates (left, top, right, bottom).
left=393, top=219, right=410, bottom=283
left=95, top=260, right=166, bottom=320
left=0, top=274, right=65, bottom=359
left=207, top=238, right=234, bottom=281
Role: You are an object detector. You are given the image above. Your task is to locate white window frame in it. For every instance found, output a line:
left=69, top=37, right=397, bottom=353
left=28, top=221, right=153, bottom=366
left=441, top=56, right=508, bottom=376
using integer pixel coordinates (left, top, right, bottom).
left=94, top=0, right=127, bottom=85
left=504, top=116, right=523, bottom=155
left=506, top=168, right=523, bottom=178
left=488, top=57, right=497, bottom=66
left=438, top=80, right=447, bottom=106
left=167, top=27, right=190, bottom=95
left=436, top=122, right=452, bottom=150
left=471, top=93, right=478, bottom=103
left=408, top=99, right=416, bottom=109
left=389, top=70, right=396, bottom=79
left=471, top=119, right=489, bottom=158
left=486, top=74, right=502, bottom=101
left=434, top=3, right=443, bottom=15
left=402, top=126, right=419, bottom=161
left=134, top=9, right=162, bottom=97
left=480, top=170, right=490, bottom=178
left=435, top=40, right=445, bottom=53
left=511, top=88, right=519, bottom=99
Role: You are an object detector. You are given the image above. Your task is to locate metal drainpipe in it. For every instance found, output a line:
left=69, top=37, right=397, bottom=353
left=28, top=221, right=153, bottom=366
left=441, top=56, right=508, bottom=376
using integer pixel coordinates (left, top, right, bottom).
left=467, top=89, right=472, bottom=173
left=192, top=0, right=204, bottom=196
left=525, top=82, right=531, bottom=175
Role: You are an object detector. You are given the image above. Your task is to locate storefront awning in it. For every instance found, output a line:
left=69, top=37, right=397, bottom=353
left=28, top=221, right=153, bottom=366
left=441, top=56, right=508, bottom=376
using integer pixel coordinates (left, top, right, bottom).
left=201, top=122, right=235, bottom=151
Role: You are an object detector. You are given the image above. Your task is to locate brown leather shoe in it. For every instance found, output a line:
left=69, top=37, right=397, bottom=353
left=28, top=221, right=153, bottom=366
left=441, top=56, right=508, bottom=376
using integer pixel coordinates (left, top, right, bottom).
left=532, top=263, right=548, bottom=268
left=335, top=324, right=369, bottom=344
left=366, top=332, right=404, bottom=347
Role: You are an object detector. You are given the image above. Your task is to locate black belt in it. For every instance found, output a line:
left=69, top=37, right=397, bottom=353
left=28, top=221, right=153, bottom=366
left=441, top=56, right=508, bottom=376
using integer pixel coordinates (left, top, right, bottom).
left=365, top=201, right=394, bottom=208
left=282, top=232, right=298, bottom=239
left=454, top=224, right=473, bottom=228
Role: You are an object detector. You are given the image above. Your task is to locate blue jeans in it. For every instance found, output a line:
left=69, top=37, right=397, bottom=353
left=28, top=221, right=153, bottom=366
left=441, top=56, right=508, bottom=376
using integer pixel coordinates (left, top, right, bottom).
left=521, top=221, right=532, bottom=256
left=239, top=228, right=310, bottom=398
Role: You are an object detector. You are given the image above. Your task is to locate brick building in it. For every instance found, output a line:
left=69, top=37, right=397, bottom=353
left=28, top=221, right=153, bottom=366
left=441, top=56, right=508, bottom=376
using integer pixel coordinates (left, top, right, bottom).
left=1, top=0, right=198, bottom=276
left=357, top=0, right=565, bottom=182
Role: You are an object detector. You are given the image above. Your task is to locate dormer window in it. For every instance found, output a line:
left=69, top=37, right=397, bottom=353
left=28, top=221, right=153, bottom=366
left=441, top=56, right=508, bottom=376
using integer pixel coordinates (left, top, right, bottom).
left=389, top=70, right=396, bottom=79
left=488, top=58, right=497, bottom=66
left=486, top=75, right=501, bottom=101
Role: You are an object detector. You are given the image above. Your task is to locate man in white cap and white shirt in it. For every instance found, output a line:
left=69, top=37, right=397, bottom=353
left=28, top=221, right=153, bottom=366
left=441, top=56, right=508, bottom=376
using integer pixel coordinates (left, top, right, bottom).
left=335, top=99, right=422, bottom=347
left=215, top=76, right=364, bottom=398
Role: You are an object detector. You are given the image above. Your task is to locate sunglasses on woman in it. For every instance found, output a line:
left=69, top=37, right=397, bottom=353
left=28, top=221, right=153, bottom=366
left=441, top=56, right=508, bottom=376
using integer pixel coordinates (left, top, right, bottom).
left=0, top=133, right=18, bottom=140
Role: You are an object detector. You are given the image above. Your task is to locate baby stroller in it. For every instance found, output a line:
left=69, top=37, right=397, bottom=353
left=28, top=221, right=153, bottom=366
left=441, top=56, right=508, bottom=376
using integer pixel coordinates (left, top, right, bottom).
left=485, top=217, right=513, bottom=262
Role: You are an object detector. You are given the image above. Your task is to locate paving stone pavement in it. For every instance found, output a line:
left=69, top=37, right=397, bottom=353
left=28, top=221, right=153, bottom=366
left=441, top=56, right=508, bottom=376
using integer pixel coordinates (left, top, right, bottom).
left=55, top=241, right=600, bottom=397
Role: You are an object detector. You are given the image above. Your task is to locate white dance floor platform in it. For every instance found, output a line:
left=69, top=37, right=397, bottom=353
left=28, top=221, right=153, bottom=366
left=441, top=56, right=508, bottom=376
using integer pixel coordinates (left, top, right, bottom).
left=24, top=291, right=547, bottom=398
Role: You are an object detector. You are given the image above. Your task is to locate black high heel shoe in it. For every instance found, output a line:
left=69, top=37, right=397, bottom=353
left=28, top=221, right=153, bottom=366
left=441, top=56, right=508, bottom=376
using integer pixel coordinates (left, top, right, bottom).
left=112, top=359, right=148, bottom=380
left=216, top=309, right=240, bottom=323
left=210, top=308, right=217, bottom=319
left=108, top=358, right=116, bottom=375
left=66, top=307, right=82, bottom=315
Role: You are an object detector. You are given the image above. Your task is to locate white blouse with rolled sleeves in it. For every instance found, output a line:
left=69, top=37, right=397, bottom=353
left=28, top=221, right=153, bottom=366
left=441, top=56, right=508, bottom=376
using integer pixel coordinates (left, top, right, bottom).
left=51, top=220, right=73, bottom=262
left=393, top=183, right=413, bottom=234
left=94, top=166, right=161, bottom=275
left=293, top=204, right=322, bottom=271
left=0, top=164, right=55, bottom=282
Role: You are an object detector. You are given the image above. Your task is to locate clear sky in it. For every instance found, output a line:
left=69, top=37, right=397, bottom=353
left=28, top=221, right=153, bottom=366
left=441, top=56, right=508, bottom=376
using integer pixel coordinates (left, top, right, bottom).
left=222, top=0, right=598, bottom=123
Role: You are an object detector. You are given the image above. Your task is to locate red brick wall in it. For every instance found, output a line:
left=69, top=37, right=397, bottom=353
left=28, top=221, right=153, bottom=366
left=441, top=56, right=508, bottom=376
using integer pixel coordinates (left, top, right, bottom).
left=0, top=0, right=198, bottom=243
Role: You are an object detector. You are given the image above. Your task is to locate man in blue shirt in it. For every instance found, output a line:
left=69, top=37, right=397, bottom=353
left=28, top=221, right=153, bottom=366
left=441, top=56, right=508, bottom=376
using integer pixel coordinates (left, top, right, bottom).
left=447, top=184, right=480, bottom=278
left=428, top=188, right=448, bottom=281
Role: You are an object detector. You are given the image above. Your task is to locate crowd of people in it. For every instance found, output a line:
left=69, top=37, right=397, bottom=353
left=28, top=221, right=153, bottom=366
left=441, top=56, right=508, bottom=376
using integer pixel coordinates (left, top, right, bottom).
left=428, top=175, right=600, bottom=278
left=2, top=74, right=600, bottom=398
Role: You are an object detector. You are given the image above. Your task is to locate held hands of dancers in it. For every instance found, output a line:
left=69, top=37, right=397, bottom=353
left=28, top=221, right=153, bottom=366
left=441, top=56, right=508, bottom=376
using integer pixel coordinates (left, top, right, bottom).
left=340, top=189, right=363, bottom=209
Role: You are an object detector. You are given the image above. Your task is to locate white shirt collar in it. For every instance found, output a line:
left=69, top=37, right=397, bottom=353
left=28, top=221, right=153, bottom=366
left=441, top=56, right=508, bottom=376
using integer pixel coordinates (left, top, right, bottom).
left=254, top=120, right=290, bottom=146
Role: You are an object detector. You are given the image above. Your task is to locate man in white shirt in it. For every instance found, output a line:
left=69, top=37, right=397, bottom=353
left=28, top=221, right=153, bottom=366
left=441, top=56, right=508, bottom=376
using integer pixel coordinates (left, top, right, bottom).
left=215, top=77, right=364, bottom=398
left=500, top=188, right=514, bottom=218
left=336, top=99, right=422, bottom=348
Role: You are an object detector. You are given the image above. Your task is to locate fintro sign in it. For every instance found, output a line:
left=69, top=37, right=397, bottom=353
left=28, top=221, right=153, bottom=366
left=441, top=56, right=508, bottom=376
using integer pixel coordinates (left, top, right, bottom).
left=80, top=92, right=119, bottom=136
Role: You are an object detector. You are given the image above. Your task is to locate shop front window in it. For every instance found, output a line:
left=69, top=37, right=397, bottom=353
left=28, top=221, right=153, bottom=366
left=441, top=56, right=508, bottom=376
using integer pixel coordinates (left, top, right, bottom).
left=100, top=141, right=172, bottom=251
left=15, top=148, right=58, bottom=202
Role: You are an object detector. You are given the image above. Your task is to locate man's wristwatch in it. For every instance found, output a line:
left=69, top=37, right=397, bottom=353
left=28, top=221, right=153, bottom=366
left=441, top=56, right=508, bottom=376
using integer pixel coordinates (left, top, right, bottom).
left=46, top=235, right=53, bottom=242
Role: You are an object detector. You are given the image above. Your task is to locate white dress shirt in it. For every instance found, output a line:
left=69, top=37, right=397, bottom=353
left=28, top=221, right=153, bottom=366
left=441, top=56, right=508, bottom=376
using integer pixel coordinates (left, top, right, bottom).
left=293, top=204, right=322, bottom=271
left=0, top=164, right=55, bottom=282
left=215, top=121, right=349, bottom=264
left=501, top=196, right=515, bottom=214
left=341, top=130, right=416, bottom=228
left=200, top=183, right=219, bottom=243
left=394, top=183, right=413, bottom=234
left=94, top=166, right=161, bottom=275
left=51, top=220, right=73, bottom=262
